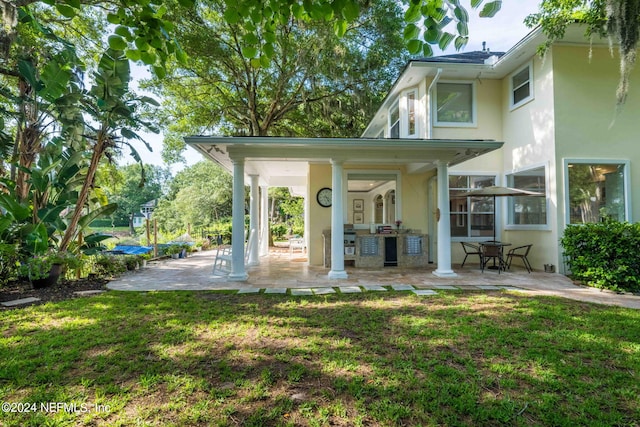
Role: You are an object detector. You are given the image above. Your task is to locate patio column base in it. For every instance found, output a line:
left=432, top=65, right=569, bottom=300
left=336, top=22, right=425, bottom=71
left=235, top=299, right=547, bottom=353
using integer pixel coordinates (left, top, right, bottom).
left=433, top=270, right=458, bottom=278
left=328, top=270, right=348, bottom=279
left=228, top=273, right=249, bottom=281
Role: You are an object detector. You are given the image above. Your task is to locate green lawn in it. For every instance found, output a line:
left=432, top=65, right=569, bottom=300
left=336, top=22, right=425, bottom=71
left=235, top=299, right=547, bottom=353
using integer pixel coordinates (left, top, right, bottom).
left=1, top=291, right=639, bottom=426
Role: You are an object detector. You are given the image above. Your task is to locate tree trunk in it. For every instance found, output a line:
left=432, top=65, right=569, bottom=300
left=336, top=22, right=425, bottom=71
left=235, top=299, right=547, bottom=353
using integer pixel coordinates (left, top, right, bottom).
left=58, top=132, right=107, bottom=252
left=129, top=212, right=135, bottom=235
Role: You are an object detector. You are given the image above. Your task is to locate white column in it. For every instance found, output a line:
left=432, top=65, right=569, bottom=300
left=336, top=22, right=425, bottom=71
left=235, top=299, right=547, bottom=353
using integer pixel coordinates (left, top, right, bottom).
left=328, top=159, right=348, bottom=279
left=433, top=161, right=457, bottom=277
left=260, top=185, right=269, bottom=256
left=248, top=174, right=259, bottom=266
left=229, top=158, right=248, bottom=281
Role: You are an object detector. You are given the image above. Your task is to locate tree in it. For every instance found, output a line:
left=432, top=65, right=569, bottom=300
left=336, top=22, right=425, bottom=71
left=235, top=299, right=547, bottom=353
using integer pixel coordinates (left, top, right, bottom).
left=103, top=163, right=170, bottom=234
left=143, top=0, right=408, bottom=163
left=152, top=161, right=233, bottom=232
left=526, top=0, right=640, bottom=107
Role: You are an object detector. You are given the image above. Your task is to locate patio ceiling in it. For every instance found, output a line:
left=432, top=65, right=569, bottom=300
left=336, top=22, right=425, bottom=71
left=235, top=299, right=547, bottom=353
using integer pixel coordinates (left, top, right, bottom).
left=185, top=136, right=503, bottom=197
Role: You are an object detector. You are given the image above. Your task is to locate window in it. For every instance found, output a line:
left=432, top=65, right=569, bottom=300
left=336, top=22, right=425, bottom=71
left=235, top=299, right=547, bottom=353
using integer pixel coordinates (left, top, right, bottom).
left=407, top=91, right=416, bottom=136
left=449, top=175, right=496, bottom=238
left=389, top=105, right=399, bottom=139
left=434, top=82, right=475, bottom=126
left=567, top=161, right=627, bottom=224
left=510, top=63, right=533, bottom=108
left=507, top=166, right=547, bottom=226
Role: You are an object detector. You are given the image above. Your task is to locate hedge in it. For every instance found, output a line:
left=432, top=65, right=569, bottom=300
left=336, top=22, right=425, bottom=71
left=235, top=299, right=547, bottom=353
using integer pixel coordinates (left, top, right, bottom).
left=561, top=221, right=640, bottom=293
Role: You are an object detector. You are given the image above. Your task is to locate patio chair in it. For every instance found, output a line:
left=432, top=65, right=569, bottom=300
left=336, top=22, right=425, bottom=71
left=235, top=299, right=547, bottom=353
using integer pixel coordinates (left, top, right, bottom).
left=289, top=236, right=306, bottom=257
left=481, top=243, right=506, bottom=273
left=460, top=242, right=482, bottom=268
left=506, top=244, right=533, bottom=273
left=212, top=229, right=255, bottom=275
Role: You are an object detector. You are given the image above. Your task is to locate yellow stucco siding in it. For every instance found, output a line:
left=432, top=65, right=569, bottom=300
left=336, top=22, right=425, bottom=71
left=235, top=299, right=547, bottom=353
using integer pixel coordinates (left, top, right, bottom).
left=553, top=44, right=640, bottom=224
left=307, top=163, right=332, bottom=266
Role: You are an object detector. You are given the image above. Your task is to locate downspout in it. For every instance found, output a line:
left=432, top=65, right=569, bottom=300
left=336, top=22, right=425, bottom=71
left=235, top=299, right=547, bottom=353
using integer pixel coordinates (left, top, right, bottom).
left=426, top=68, right=442, bottom=139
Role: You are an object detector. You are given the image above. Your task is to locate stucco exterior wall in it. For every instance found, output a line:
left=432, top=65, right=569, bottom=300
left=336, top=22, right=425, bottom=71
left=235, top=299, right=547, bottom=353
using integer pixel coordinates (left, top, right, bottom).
left=501, top=53, right=559, bottom=271
left=551, top=45, right=640, bottom=270
left=307, top=163, right=332, bottom=266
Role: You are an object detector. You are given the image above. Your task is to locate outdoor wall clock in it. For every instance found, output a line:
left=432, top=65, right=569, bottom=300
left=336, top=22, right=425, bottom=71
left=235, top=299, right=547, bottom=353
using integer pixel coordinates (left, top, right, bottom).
left=316, top=187, right=332, bottom=207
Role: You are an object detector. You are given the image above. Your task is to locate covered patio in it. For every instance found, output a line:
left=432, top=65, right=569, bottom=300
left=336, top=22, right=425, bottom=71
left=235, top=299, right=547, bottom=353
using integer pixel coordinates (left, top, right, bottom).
left=185, top=136, right=503, bottom=281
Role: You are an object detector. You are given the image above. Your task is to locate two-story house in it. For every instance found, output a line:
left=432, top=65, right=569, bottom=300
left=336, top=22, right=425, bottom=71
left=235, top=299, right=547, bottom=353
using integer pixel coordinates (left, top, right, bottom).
left=186, top=24, right=640, bottom=280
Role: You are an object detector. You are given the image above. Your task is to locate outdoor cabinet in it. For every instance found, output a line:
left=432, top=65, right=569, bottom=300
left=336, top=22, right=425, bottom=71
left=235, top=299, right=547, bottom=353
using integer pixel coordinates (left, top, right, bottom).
left=384, top=237, right=398, bottom=266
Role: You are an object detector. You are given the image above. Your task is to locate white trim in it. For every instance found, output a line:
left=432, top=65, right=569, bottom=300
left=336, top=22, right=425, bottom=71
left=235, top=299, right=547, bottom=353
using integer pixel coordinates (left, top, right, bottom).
left=509, top=61, right=534, bottom=110
left=504, top=162, right=550, bottom=231
left=562, top=158, right=631, bottom=226
left=433, top=80, right=477, bottom=128
left=389, top=103, right=400, bottom=138
left=400, top=87, right=418, bottom=138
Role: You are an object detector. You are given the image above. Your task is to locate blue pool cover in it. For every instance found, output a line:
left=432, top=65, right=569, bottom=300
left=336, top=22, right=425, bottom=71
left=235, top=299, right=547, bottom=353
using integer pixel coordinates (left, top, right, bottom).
left=111, top=245, right=154, bottom=255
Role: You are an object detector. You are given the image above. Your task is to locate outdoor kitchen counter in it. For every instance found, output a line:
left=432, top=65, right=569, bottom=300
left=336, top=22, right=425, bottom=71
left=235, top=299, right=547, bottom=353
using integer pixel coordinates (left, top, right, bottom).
left=322, top=230, right=428, bottom=269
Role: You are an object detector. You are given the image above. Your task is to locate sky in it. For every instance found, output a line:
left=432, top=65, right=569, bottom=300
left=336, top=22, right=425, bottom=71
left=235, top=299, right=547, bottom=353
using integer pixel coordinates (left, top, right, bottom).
left=126, top=0, right=542, bottom=171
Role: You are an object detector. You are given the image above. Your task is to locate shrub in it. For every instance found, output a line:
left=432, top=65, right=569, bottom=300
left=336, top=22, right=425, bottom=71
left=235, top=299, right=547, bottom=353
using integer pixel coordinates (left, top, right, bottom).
left=0, top=243, right=20, bottom=286
left=561, top=221, right=640, bottom=293
left=92, top=254, right=127, bottom=278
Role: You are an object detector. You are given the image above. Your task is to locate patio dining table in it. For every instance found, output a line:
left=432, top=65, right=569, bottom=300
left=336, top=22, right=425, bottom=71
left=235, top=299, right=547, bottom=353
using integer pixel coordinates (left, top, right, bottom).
left=481, top=241, right=511, bottom=271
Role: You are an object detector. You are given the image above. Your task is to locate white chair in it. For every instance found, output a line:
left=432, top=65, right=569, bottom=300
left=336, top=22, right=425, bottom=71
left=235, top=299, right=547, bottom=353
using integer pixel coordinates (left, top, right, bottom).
left=212, top=229, right=255, bottom=275
left=289, top=236, right=306, bottom=257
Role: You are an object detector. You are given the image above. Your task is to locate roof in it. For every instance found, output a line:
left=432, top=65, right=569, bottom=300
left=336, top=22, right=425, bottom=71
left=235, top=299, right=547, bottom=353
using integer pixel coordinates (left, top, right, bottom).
left=415, top=50, right=505, bottom=64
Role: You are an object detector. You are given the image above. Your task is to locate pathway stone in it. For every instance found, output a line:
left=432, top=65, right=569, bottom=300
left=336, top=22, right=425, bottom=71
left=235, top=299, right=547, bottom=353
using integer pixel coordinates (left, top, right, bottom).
left=391, top=284, right=415, bottom=291
left=264, top=288, right=287, bottom=294
left=1, top=297, right=40, bottom=307
left=338, top=286, right=362, bottom=293
left=237, top=288, right=261, bottom=294
left=313, top=287, right=336, bottom=295
left=412, top=289, right=438, bottom=296
left=499, top=286, right=526, bottom=291
left=291, top=288, right=313, bottom=296
left=361, top=284, right=387, bottom=291
left=476, top=285, right=502, bottom=290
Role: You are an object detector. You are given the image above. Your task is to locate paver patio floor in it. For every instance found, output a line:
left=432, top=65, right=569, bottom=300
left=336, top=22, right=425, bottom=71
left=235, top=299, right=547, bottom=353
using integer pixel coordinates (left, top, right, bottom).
left=106, top=249, right=640, bottom=309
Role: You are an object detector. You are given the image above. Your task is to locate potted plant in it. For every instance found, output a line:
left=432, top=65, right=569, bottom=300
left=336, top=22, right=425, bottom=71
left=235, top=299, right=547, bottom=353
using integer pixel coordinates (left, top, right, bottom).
left=19, top=251, right=80, bottom=288
left=165, top=245, right=182, bottom=259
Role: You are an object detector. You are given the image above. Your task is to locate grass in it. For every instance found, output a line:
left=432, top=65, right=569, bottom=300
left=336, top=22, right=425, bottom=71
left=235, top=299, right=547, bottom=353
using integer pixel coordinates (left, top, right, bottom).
left=1, top=290, right=639, bottom=426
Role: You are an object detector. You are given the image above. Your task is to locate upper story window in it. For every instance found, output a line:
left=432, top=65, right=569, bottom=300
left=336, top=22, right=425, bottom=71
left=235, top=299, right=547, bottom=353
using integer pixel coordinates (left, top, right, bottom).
left=407, top=91, right=416, bottom=136
left=510, top=62, right=534, bottom=109
left=389, top=105, right=399, bottom=139
left=434, top=82, right=476, bottom=127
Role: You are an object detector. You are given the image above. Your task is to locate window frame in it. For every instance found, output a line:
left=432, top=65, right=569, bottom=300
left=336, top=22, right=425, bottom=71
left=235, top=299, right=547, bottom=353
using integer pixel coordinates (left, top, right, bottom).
left=509, top=61, right=534, bottom=110
left=433, top=80, right=477, bottom=128
left=448, top=173, right=498, bottom=242
left=563, top=158, right=631, bottom=226
left=402, top=88, right=418, bottom=138
left=389, top=103, right=400, bottom=139
left=505, top=163, right=550, bottom=231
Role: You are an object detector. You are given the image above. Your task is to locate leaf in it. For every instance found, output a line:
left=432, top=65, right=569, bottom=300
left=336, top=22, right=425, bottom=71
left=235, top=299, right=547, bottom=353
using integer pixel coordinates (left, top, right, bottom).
left=404, top=5, right=422, bottom=23
left=153, top=65, right=166, bottom=79
left=407, top=39, right=423, bottom=55
left=263, top=42, right=275, bottom=58
left=342, top=0, right=360, bottom=22
left=250, top=57, right=262, bottom=68
left=457, top=21, right=469, bottom=37
left=126, top=49, right=142, bottom=61
left=115, top=25, right=131, bottom=39
left=17, top=59, right=40, bottom=89
left=55, top=4, right=77, bottom=18
left=422, top=43, right=433, bottom=57
left=479, top=1, right=502, bottom=18
left=78, top=203, right=118, bottom=229
left=242, top=46, right=258, bottom=58
left=454, top=36, right=469, bottom=51
left=108, top=35, right=128, bottom=51
left=438, top=32, right=455, bottom=50
left=424, top=28, right=440, bottom=44
left=471, top=0, right=484, bottom=7
left=334, top=19, right=347, bottom=37
left=403, top=23, right=420, bottom=41
left=454, top=6, right=469, bottom=22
